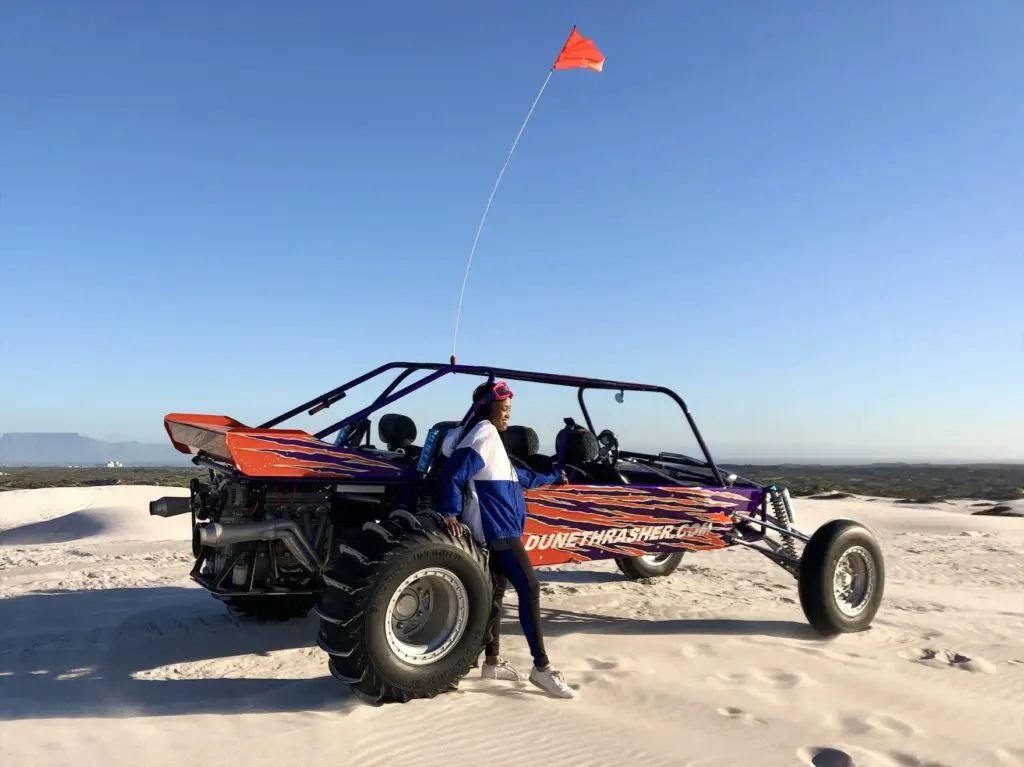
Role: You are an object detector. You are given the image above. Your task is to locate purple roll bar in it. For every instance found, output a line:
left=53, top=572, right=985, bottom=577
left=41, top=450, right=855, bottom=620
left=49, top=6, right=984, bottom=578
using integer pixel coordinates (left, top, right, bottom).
left=258, top=361, right=726, bottom=487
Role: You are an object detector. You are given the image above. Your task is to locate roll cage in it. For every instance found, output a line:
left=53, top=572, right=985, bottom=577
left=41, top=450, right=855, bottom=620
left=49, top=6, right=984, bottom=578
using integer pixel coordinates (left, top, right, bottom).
left=256, top=361, right=747, bottom=489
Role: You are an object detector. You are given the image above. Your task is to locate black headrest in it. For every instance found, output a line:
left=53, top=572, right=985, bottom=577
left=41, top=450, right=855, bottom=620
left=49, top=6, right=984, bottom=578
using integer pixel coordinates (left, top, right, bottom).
left=427, top=421, right=461, bottom=454
left=502, top=425, right=539, bottom=460
left=430, top=420, right=460, bottom=440
left=378, top=413, right=417, bottom=450
left=557, top=424, right=599, bottom=464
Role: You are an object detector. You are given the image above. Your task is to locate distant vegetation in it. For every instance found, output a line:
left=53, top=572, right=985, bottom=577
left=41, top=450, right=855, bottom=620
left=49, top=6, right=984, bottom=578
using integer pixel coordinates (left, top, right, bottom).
left=720, top=463, right=1024, bottom=503
left=1, top=463, right=1022, bottom=503
left=0, top=466, right=205, bottom=492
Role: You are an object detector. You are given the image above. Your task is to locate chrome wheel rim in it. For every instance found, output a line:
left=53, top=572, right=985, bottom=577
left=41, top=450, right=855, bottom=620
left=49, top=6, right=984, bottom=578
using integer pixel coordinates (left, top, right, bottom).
left=832, top=545, right=876, bottom=617
left=384, top=567, right=468, bottom=666
left=640, top=553, right=673, bottom=566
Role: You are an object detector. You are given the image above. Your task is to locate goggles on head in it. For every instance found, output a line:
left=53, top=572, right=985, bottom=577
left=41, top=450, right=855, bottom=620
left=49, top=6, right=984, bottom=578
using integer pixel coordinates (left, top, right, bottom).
left=475, top=380, right=514, bottom=408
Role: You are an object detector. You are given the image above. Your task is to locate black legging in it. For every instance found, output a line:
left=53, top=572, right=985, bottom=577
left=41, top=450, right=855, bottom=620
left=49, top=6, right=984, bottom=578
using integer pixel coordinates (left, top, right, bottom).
left=483, top=537, right=549, bottom=670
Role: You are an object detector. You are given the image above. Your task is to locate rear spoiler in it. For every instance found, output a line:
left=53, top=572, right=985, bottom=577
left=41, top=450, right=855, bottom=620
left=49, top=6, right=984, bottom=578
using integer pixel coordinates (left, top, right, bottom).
left=164, top=413, right=247, bottom=462
left=162, top=413, right=412, bottom=482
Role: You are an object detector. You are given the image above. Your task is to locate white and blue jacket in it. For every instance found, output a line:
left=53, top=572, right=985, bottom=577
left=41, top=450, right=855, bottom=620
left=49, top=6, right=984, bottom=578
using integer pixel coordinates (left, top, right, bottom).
left=438, top=420, right=561, bottom=544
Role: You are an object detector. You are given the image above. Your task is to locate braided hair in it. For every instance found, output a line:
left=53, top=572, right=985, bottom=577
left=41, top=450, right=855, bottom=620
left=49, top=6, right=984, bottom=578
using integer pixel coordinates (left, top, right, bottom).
left=464, top=381, right=496, bottom=432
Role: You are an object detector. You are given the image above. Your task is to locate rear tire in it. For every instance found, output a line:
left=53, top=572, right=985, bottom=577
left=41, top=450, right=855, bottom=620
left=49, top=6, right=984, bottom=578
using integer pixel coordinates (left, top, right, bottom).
left=615, top=552, right=685, bottom=580
left=798, top=519, right=885, bottom=636
left=218, top=593, right=319, bottom=622
left=316, top=509, right=493, bottom=704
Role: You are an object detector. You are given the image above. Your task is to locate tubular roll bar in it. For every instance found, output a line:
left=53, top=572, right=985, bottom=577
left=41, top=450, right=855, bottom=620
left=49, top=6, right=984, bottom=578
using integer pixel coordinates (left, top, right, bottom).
left=258, top=361, right=726, bottom=487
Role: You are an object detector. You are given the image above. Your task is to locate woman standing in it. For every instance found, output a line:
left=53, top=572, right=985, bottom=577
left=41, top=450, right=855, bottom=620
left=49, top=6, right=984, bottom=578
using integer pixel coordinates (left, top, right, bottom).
left=438, top=380, right=575, bottom=699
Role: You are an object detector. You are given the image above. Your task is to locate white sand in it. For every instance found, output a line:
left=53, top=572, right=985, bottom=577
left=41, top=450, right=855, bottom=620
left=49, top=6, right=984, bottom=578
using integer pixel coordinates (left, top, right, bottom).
left=1, top=486, right=1022, bottom=767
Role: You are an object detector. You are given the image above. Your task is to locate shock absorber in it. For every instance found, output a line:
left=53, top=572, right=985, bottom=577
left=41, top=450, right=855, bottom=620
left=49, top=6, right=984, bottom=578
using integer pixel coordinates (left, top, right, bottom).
left=768, top=484, right=798, bottom=560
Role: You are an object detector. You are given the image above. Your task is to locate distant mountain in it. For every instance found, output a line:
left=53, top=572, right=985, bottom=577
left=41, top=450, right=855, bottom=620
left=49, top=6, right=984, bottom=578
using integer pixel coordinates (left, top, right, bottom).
left=0, top=432, right=191, bottom=467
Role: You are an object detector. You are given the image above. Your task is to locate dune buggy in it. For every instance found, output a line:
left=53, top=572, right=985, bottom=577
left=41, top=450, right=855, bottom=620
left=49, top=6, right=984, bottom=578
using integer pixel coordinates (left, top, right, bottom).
left=150, top=361, right=885, bottom=703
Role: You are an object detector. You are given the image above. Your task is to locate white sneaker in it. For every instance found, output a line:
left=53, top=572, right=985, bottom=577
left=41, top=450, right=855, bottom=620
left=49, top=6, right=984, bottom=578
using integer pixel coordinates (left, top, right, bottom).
left=529, top=666, right=576, bottom=698
left=481, top=660, right=525, bottom=682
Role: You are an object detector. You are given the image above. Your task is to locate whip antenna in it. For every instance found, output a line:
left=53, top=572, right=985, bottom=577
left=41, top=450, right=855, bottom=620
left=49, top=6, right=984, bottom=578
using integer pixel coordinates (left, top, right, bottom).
left=449, top=25, right=604, bottom=365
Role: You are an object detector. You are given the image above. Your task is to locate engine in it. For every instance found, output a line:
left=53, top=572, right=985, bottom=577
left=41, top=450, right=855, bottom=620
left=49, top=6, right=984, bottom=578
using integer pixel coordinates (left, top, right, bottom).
left=191, top=477, right=333, bottom=593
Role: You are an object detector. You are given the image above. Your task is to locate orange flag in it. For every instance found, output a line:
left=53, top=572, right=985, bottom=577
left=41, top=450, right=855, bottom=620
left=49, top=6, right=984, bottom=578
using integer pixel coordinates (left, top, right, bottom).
left=552, top=27, right=605, bottom=72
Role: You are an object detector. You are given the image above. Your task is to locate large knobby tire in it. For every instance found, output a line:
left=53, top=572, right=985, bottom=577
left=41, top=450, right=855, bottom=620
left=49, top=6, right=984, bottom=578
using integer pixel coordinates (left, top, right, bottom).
left=798, top=519, right=885, bottom=636
left=218, top=593, right=319, bottom=622
left=615, top=552, right=685, bottom=580
left=315, top=509, right=493, bottom=704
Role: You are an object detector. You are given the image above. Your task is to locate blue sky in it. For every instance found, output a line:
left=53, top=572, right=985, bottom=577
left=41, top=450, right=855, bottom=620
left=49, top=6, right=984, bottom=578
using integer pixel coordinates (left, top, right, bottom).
left=1, top=1, right=1021, bottom=462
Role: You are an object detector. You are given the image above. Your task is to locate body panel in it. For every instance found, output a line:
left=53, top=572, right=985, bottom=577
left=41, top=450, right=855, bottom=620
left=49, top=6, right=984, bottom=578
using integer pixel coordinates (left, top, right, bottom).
left=521, top=485, right=762, bottom=566
left=225, top=431, right=414, bottom=481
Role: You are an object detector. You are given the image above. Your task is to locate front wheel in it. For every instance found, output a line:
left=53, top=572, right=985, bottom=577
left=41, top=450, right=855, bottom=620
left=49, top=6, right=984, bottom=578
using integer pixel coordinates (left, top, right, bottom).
left=615, top=552, right=685, bottom=580
left=798, top=519, right=885, bottom=636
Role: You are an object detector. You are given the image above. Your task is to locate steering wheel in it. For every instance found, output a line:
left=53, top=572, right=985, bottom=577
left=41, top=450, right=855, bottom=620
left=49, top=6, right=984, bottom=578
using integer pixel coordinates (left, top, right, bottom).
left=596, top=429, right=619, bottom=464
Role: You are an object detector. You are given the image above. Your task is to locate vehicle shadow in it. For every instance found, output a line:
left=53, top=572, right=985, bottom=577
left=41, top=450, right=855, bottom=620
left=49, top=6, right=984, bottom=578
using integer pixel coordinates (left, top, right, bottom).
left=0, top=586, right=358, bottom=721
left=537, top=607, right=822, bottom=641
left=0, top=587, right=820, bottom=721
left=537, top=568, right=622, bottom=584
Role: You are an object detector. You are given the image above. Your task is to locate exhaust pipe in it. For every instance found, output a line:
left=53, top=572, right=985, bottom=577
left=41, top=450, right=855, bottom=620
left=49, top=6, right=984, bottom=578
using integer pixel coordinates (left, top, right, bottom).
left=150, top=496, right=191, bottom=517
left=195, top=520, right=323, bottom=573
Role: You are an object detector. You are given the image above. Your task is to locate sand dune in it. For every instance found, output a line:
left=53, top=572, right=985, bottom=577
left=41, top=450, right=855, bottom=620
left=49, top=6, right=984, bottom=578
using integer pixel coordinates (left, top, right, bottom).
left=1, top=486, right=1022, bottom=767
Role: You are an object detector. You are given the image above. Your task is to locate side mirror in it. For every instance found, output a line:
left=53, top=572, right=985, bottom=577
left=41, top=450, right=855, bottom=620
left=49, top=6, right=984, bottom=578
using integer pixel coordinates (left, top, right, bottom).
left=614, top=390, right=624, bottom=404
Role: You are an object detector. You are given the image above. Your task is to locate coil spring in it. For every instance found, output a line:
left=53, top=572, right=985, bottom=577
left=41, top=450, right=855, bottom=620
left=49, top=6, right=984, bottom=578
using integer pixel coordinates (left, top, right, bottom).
left=768, top=486, right=798, bottom=560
